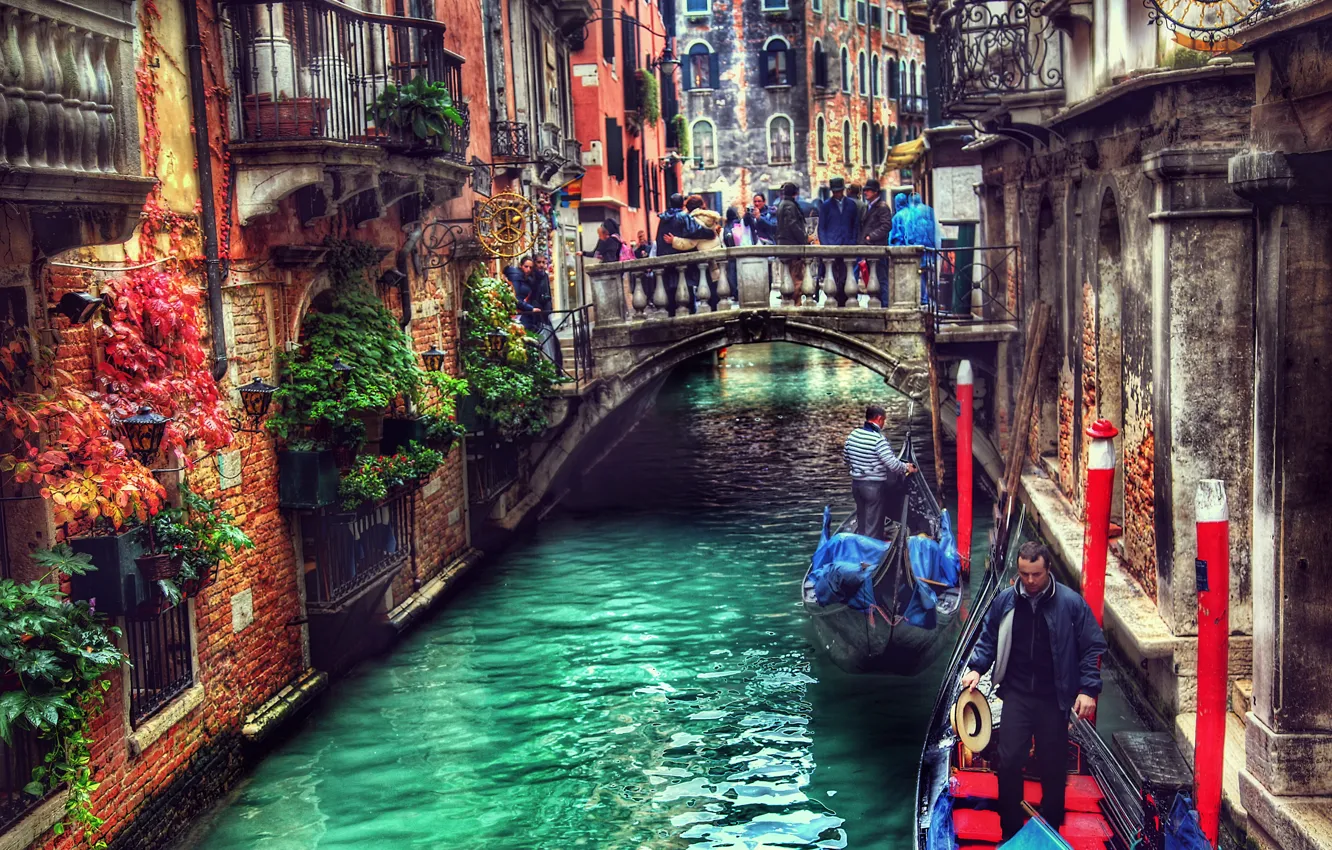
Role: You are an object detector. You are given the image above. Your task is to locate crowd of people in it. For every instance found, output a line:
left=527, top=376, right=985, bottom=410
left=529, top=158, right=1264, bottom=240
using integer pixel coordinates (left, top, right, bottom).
left=502, top=255, right=562, bottom=369
left=575, top=178, right=942, bottom=315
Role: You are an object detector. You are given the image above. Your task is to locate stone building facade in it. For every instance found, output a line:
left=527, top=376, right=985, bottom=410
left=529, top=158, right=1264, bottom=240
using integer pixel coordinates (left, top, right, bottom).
left=669, top=0, right=925, bottom=212
left=916, top=0, right=1332, bottom=844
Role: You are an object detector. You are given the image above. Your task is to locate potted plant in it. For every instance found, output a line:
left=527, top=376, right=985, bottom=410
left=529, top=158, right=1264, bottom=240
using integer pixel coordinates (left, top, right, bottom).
left=242, top=92, right=330, bottom=139
left=0, top=546, right=129, bottom=841
left=338, top=443, right=444, bottom=511
left=383, top=372, right=468, bottom=454
left=139, top=487, right=254, bottom=603
left=364, top=77, right=465, bottom=154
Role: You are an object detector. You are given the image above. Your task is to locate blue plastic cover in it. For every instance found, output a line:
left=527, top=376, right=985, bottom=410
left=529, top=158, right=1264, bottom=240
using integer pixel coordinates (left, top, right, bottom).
left=997, top=816, right=1073, bottom=849
left=908, top=509, right=963, bottom=588
left=1166, top=794, right=1212, bottom=850
left=809, top=507, right=891, bottom=613
left=926, top=784, right=957, bottom=850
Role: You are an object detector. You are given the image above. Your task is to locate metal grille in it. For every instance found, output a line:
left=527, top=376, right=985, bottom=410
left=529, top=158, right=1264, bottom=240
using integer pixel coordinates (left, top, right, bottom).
left=492, top=121, right=532, bottom=158
left=922, top=245, right=1021, bottom=331
left=304, top=491, right=413, bottom=608
left=0, top=729, right=48, bottom=831
left=938, top=0, right=1064, bottom=118
left=125, top=603, right=195, bottom=727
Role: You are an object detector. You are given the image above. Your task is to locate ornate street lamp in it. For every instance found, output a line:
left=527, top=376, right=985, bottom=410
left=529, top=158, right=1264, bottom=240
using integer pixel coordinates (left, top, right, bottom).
left=331, top=355, right=354, bottom=389
left=485, top=329, right=509, bottom=362
left=120, top=405, right=171, bottom=464
left=232, top=376, right=279, bottom=434
left=649, top=38, right=679, bottom=77
left=421, top=346, right=447, bottom=373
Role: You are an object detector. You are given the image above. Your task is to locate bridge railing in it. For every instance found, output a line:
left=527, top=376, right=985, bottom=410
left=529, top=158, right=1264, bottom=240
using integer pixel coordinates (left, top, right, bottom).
left=584, top=246, right=927, bottom=325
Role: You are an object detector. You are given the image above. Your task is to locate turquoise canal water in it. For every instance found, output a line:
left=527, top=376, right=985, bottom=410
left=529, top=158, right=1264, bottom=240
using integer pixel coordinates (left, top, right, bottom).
left=185, top=343, right=1145, bottom=850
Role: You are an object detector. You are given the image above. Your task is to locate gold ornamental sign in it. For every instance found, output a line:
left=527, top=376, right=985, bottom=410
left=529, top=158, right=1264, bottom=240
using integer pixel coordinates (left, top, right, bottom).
left=474, top=192, right=538, bottom=259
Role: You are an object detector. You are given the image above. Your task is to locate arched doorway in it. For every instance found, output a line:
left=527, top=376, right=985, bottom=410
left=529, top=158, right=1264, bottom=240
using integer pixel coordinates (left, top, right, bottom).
left=1095, top=189, right=1124, bottom=525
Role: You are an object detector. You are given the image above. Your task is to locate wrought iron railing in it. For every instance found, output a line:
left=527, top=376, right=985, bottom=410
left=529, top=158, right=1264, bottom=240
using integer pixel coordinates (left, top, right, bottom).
left=538, top=306, right=593, bottom=385
left=0, top=729, right=49, bottom=832
left=898, top=94, right=928, bottom=115
left=304, top=490, right=413, bottom=609
left=492, top=120, right=531, bottom=158
left=921, top=245, right=1021, bottom=332
left=467, top=441, right=519, bottom=505
left=125, top=602, right=195, bottom=727
left=937, top=0, right=1063, bottom=118
left=224, top=0, right=469, bottom=162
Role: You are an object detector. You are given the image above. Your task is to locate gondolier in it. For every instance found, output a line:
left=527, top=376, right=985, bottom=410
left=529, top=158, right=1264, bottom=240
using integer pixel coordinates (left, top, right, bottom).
left=842, top=404, right=917, bottom=540
left=960, top=541, right=1107, bottom=840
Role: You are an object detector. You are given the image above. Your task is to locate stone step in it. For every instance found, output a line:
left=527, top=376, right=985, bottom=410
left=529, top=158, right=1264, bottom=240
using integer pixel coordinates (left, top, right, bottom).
left=1233, top=678, right=1253, bottom=721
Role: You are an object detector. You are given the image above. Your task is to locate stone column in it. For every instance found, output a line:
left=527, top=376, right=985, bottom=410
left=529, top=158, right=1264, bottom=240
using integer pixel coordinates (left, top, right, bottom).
left=1142, top=148, right=1254, bottom=640
left=587, top=268, right=626, bottom=325
left=888, top=247, right=922, bottom=308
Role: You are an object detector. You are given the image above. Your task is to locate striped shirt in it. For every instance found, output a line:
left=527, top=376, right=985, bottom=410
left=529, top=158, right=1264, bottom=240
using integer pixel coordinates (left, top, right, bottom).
left=843, top=423, right=908, bottom=481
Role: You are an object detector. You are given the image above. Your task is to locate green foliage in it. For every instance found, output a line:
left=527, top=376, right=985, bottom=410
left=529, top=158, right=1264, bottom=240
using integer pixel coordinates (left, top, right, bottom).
left=337, top=443, right=446, bottom=510
left=673, top=114, right=690, bottom=158
left=636, top=69, right=661, bottom=125
left=365, top=77, right=464, bottom=148
left=461, top=269, right=557, bottom=439
left=138, top=486, right=254, bottom=606
left=418, top=371, right=469, bottom=448
left=268, top=240, right=425, bottom=449
left=0, top=546, right=128, bottom=846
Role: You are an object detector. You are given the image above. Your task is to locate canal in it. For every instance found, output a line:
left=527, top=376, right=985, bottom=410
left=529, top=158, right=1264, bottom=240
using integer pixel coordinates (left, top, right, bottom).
left=184, top=343, right=1147, bottom=849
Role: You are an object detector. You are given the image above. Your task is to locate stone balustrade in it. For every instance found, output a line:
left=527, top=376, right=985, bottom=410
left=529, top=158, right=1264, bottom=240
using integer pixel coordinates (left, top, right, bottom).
left=0, top=2, right=129, bottom=173
left=585, top=245, right=926, bottom=325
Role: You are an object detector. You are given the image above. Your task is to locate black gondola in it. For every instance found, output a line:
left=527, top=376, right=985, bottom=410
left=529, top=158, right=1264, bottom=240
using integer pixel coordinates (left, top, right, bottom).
left=801, top=435, right=963, bottom=676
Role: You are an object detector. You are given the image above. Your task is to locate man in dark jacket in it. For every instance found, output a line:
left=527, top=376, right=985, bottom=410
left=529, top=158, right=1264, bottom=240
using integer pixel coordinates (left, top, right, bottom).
left=818, top=177, right=860, bottom=307
left=859, top=179, right=893, bottom=306
left=656, top=193, right=715, bottom=315
left=775, top=182, right=807, bottom=300
left=961, top=541, right=1107, bottom=840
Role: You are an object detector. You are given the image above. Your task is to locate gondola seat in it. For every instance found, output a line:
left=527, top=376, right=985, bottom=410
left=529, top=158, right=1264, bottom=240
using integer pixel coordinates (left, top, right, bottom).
left=952, top=808, right=1001, bottom=843
left=951, top=771, right=1105, bottom=813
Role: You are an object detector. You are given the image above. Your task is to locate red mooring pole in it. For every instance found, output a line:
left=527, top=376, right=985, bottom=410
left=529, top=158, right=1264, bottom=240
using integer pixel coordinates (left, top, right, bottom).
left=1195, top=479, right=1230, bottom=847
left=1082, top=419, right=1118, bottom=629
left=956, top=360, right=974, bottom=580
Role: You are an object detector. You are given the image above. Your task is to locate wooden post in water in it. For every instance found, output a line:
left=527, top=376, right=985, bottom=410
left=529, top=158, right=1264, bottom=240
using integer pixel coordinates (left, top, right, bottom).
left=1194, top=479, right=1230, bottom=848
left=956, top=360, right=974, bottom=579
left=1000, top=301, right=1052, bottom=518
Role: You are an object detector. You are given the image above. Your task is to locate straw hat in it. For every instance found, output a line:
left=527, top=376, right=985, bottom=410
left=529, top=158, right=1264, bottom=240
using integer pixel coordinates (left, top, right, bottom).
left=951, top=688, right=993, bottom=754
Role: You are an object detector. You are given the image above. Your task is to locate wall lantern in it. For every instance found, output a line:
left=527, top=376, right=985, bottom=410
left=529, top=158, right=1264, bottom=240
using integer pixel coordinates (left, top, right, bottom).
left=120, top=405, right=171, bottom=463
left=421, top=346, right=447, bottom=373
left=485, top=329, right=509, bottom=362
left=233, top=376, right=279, bottom=434
left=649, top=38, right=679, bottom=77
left=331, top=355, right=354, bottom=389
left=52, top=292, right=106, bottom=325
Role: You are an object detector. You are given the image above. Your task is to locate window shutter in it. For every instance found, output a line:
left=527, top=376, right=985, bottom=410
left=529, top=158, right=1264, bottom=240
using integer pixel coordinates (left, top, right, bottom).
left=786, top=48, right=798, bottom=85
left=627, top=149, right=641, bottom=207
left=623, top=17, right=639, bottom=110
left=606, top=118, right=625, bottom=180
left=708, top=52, right=720, bottom=88
left=602, top=0, right=615, bottom=62
left=682, top=56, right=693, bottom=91
left=760, top=49, right=771, bottom=87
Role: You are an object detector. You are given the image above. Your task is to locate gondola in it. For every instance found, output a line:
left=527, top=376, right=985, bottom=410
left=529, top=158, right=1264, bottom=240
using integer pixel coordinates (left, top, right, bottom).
left=801, top=435, right=963, bottom=676
left=913, top=501, right=1209, bottom=850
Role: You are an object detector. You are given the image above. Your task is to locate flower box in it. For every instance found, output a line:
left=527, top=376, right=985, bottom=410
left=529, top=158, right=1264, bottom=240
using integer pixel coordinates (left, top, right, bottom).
left=278, top=449, right=341, bottom=509
left=242, top=94, right=329, bottom=139
left=68, top=529, right=149, bottom=616
left=381, top=417, right=429, bottom=455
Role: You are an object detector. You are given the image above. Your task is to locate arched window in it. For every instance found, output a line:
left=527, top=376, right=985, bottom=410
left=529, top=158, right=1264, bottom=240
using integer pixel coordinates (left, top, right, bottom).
left=883, top=0, right=891, bottom=31
left=767, top=114, right=793, bottom=164
left=919, top=64, right=927, bottom=106
left=842, top=119, right=852, bottom=165
left=683, top=42, right=718, bottom=90
left=690, top=118, right=717, bottom=166
left=762, top=37, right=794, bottom=87
left=887, top=57, right=898, bottom=98
left=910, top=60, right=918, bottom=96
left=900, top=65, right=908, bottom=100
left=857, top=51, right=867, bottom=95
left=840, top=47, right=850, bottom=92
left=813, top=42, right=827, bottom=88
left=870, top=55, right=879, bottom=97
left=873, top=122, right=884, bottom=162
left=890, top=123, right=899, bottom=145
left=816, top=115, right=827, bottom=162
left=859, top=122, right=869, bottom=165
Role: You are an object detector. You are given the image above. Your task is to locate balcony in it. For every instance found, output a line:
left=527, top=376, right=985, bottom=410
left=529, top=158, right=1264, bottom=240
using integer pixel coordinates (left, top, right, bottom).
left=937, top=0, right=1064, bottom=120
left=0, top=0, right=156, bottom=255
left=492, top=120, right=531, bottom=158
left=223, top=0, right=471, bottom=225
left=899, top=94, right=928, bottom=116
left=303, top=489, right=413, bottom=610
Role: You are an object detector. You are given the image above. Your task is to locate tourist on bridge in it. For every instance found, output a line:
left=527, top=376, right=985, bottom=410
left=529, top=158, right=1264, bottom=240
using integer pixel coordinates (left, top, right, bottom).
left=818, top=177, right=861, bottom=307
left=859, top=179, right=894, bottom=306
left=634, top=229, right=651, bottom=260
left=847, top=182, right=868, bottom=226
left=668, top=195, right=725, bottom=310
left=657, top=193, right=717, bottom=314
left=888, top=193, right=912, bottom=246
left=744, top=193, right=777, bottom=245
left=582, top=219, right=624, bottom=263
left=842, top=404, right=917, bottom=540
left=776, top=182, right=809, bottom=292
left=960, top=541, right=1107, bottom=841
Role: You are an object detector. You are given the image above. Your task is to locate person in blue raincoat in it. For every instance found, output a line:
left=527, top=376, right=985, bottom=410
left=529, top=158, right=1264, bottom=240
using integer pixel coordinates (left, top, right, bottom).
left=888, top=193, right=912, bottom=246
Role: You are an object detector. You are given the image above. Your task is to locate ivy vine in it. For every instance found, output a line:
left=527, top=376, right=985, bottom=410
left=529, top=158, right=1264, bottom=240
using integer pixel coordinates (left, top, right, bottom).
left=461, top=268, right=556, bottom=439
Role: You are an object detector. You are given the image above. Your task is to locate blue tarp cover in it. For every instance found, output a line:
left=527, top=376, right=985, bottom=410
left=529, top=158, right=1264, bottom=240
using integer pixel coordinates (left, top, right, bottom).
left=926, top=782, right=957, bottom=850
left=998, top=817, right=1073, bottom=849
left=903, top=510, right=963, bottom=627
left=1166, top=794, right=1212, bottom=850
left=809, top=507, right=891, bottom=613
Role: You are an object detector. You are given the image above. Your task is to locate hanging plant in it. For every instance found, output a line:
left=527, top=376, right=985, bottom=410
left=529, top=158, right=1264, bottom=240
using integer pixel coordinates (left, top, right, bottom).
left=337, top=442, right=445, bottom=510
left=673, top=114, right=690, bottom=159
left=137, top=485, right=253, bottom=605
left=461, top=269, right=556, bottom=439
left=0, top=545, right=129, bottom=846
left=636, top=69, right=661, bottom=124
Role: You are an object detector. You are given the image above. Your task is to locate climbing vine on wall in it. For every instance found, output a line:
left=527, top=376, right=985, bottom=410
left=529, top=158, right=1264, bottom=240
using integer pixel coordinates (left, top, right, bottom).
left=461, top=268, right=556, bottom=439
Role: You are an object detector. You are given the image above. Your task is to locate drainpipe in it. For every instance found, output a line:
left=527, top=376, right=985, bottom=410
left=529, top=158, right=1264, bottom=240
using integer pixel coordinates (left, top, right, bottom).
left=184, top=0, right=229, bottom=382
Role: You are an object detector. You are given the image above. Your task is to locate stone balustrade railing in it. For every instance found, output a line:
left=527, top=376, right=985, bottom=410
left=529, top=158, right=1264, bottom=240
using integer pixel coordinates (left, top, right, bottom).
left=585, top=245, right=926, bottom=325
left=0, top=1, right=131, bottom=172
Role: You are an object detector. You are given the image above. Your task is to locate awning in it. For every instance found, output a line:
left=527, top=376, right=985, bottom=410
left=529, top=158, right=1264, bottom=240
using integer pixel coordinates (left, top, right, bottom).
left=884, top=136, right=926, bottom=169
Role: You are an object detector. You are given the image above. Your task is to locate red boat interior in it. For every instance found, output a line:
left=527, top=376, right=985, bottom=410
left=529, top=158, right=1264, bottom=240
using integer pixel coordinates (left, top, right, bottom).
left=948, top=740, right=1121, bottom=849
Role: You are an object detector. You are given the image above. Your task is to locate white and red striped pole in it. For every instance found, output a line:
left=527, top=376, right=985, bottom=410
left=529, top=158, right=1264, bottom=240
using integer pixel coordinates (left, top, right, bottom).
left=1195, top=479, right=1230, bottom=847
left=956, top=360, right=974, bottom=579
left=1081, top=419, right=1118, bottom=628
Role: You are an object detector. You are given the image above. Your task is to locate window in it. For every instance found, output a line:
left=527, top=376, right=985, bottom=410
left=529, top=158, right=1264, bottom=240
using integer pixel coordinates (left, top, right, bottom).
left=898, top=11, right=906, bottom=31
left=888, top=56, right=898, bottom=97
left=890, top=123, right=900, bottom=145
left=813, top=42, right=828, bottom=88
left=882, top=0, right=890, bottom=32
left=685, top=0, right=708, bottom=14
left=841, top=118, right=852, bottom=165
left=860, top=122, right=869, bottom=165
left=910, top=60, right=917, bottom=95
left=762, top=37, right=795, bottom=87
left=838, top=0, right=848, bottom=19
left=870, top=5, right=881, bottom=27
left=126, top=604, right=195, bottom=727
left=871, top=55, right=879, bottom=96
left=816, top=115, right=827, bottom=162
left=691, top=118, right=717, bottom=166
left=601, top=0, right=615, bottom=62
left=627, top=148, right=641, bottom=207
left=856, top=0, right=866, bottom=23
left=920, top=64, right=928, bottom=106
left=763, top=0, right=788, bottom=10
left=683, top=42, right=718, bottom=90
left=606, top=117, right=625, bottom=179
left=873, top=122, right=884, bottom=162
left=858, top=51, right=867, bottom=95
left=767, top=114, right=793, bottom=164
left=622, top=15, right=639, bottom=107
left=900, top=65, right=908, bottom=101
left=840, top=47, right=850, bottom=92
left=813, top=0, right=822, bottom=12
